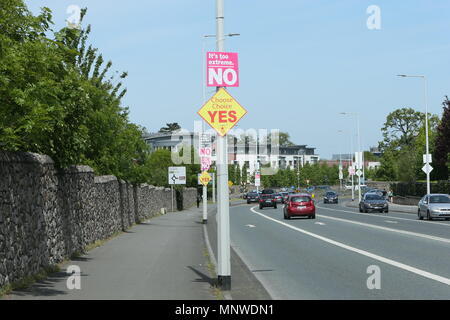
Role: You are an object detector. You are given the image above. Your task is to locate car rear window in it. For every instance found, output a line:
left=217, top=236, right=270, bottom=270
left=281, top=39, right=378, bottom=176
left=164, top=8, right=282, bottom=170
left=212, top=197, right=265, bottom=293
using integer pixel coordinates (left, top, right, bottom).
left=248, top=193, right=258, bottom=196
left=261, top=195, right=273, bottom=199
left=290, top=196, right=311, bottom=202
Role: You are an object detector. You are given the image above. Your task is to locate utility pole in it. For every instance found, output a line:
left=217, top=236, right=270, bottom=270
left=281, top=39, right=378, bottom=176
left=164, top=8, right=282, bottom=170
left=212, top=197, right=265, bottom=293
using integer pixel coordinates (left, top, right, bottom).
left=215, top=0, right=231, bottom=291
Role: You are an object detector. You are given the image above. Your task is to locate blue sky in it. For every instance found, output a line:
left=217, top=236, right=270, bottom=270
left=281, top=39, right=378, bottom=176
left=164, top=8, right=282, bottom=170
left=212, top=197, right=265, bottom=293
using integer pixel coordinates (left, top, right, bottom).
left=26, top=0, right=450, bottom=159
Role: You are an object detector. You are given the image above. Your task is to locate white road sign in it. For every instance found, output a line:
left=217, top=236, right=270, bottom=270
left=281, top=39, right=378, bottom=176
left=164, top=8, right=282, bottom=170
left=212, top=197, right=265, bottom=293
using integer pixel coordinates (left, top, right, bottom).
left=356, top=169, right=363, bottom=177
left=422, top=163, right=433, bottom=174
left=168, top=167, right=186, bottom=185
left=423, top=154, right=432, bottom=164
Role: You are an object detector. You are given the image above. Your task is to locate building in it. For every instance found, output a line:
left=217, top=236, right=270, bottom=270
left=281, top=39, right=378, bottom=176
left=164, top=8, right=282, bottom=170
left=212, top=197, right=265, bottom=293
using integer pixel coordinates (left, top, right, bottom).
left=143, top=131, right=320, bottom=176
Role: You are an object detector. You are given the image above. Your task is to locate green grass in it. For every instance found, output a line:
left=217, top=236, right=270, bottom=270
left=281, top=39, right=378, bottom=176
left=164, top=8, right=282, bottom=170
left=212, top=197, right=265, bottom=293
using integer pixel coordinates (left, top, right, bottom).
left=203, top=249, right=225, bottom=300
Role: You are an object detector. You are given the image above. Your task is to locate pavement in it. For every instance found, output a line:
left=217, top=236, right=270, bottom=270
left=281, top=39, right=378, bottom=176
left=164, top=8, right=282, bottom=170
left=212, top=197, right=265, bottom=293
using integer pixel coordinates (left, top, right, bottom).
left=225, top=200, right=450, bottom=299
left=3, top=201, right=271, bottom=300
left=4, top=206, right=216, bottom=300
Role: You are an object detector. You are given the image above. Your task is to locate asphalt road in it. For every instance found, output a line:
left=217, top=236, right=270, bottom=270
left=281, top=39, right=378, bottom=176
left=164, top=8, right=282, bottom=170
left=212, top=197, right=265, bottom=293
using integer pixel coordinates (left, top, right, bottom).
left=229, top=199, right=450, bottom=299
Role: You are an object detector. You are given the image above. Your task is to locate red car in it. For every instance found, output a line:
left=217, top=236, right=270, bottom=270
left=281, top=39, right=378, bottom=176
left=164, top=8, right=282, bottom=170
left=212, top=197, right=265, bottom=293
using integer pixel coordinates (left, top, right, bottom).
left=283, top=194, right=316, bottom=219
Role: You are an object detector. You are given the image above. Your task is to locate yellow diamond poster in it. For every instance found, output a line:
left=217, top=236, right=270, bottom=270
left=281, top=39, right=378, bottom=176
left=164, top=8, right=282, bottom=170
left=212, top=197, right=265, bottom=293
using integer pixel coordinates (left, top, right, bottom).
left=199, top=171, right=212, bottom=186
left=198, top=88, right=247, bottom=136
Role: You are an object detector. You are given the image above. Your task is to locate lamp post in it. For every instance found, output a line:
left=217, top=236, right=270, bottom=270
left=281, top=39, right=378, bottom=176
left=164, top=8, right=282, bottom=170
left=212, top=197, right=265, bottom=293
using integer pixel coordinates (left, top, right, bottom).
left=340, top=112, right=362, bottom=202
left=397, top=74, right=430, bottom=195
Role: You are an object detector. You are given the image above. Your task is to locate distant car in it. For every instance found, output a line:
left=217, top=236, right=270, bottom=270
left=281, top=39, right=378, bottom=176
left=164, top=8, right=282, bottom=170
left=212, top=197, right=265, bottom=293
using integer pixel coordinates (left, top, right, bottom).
left=283, top=194, right=316, bottom=219
left=246, top=192, right=259, bottom=204
left=324, top=191, right=338, bottom=204
left=261, top=189, right=275, bottom=195
left=418, top=194, right=450, bottom=221
left=280, top=192, right=289, bottom=203
left=359, top=193, right=389, bottom=213
left=273, top=193, right=283, bottom=203
left=259, top=194, right=277, bottom=209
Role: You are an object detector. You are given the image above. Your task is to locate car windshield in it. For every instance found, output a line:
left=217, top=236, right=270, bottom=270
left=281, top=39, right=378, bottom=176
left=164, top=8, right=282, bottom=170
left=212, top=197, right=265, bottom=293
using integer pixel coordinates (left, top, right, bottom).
left=365, top=194, right=383, bottom=200
left=429, top=195, right=450, bottom=203
left=326, top=192, right=336, bottom=196
left=291, top=196, right=311, bottom=202
left=248, top=193, right=258, bottom=196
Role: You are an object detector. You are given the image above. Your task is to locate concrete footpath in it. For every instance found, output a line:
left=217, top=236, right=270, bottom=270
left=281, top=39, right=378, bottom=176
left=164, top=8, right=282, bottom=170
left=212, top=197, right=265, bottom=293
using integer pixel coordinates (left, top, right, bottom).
left=4, top=207, right=216, bottom=300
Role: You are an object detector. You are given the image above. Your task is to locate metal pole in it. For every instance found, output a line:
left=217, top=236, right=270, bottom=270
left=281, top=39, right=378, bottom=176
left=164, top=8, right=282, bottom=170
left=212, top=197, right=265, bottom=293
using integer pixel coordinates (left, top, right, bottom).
left=351, top=135, right=355, bottom=201
left=216, top=0, right=231, bottom=291
left=424, top=77, right=430, bottom=195
left=212, top=172, right=216, bottom=203
left=202, top=185, right=207, bottom=223
left=171, top=185, right=174, bottom=212
left=357, top=115, right=362, bottom=202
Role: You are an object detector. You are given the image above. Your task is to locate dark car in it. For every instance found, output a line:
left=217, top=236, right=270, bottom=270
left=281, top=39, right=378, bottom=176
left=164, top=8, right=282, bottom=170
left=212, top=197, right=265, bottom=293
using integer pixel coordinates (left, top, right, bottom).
left=283, top=194, right=316, bottom=219
left=261, top=189, right=275, bottom=195
left=324, top=191, right=338, bottom=204
left=246, top=192, right=259, bottom=204
left=280, top=192, right=289, bottom=203
left=259, top=194, right=277, bottom=209
left=273, top=193, right=283, bottom=203
left=359, top=193, right=389, bottom=213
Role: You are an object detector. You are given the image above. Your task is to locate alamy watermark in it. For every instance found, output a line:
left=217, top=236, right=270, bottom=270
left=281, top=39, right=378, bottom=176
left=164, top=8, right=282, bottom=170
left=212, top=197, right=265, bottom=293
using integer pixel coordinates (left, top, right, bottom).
left=367, top=5, right=381, bottom=30
left=66, top=265, right=81, bottom=290
left=366, top=265, right=381, bottom=289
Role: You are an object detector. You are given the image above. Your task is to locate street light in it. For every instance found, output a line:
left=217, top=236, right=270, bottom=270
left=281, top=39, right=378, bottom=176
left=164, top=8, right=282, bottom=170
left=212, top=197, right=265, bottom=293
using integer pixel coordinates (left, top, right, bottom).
left=397, top=74, right=430, bottom=195
left=340, top=112, right=362, bottom=202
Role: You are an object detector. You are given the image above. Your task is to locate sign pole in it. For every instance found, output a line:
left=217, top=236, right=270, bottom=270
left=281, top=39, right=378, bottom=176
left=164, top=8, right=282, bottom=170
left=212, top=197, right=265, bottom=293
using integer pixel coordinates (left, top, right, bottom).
left=212, top=172, right=216, bottom=203
left=203, top=185, right=208, bottom=224
left=216, top=0, right=231, bottom=291
left=171, top=185, right=174, bottom=212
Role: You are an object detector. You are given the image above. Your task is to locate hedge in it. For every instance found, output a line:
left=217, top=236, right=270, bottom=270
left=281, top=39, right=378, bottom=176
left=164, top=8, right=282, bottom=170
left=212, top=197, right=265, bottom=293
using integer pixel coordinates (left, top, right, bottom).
left=391, top=181, right=450, bottom=197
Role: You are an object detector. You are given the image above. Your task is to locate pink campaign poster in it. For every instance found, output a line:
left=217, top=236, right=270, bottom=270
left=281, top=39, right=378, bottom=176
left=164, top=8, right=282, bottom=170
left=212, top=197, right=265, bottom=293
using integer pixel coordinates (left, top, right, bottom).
left=206, top=52, right=239, bottom=87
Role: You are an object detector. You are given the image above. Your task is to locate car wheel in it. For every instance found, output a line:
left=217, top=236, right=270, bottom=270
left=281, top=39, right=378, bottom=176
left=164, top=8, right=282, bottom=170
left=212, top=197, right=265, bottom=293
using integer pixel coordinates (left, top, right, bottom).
left=247, top=201, right=250, bottom=204
left=311, top=214, right=316, bottom=219
left=418, top=209, right=423, bottom=220
left=427, top=210, right=432, bottom=220
left=274, top=204, right=277, bottom=209
left=364, top=208, right=368, bottom=213
left=385, top=210, right=389, bottom=213
left=259, top=205, right=263, bottom=210
left=359, top=207, right=363, bottom=213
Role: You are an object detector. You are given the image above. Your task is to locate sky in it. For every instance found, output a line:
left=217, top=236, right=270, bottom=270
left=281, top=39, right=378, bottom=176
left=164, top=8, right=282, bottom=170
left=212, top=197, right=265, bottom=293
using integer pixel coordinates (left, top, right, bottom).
left=25, top=0, right=450, bottom=159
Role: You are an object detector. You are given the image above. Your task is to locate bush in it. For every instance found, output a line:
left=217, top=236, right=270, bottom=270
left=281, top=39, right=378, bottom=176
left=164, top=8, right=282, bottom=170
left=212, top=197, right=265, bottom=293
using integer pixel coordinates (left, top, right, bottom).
left=391, top=181, right=450, bottom=197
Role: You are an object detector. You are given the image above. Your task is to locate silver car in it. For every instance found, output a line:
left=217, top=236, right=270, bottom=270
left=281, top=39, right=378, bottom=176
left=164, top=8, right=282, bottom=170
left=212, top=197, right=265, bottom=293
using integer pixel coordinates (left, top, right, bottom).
left=418, top=194, right=450, bottom=221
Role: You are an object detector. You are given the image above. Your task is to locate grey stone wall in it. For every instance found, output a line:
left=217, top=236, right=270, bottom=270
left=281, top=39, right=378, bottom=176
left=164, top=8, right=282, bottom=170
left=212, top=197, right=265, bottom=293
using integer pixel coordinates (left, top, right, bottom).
left=0, top=151, right=196, bottom=289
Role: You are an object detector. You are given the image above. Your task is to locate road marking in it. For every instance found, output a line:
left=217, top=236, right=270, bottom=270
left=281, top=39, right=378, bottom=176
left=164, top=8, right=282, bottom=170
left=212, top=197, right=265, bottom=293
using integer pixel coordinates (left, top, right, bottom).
left=385, top=220, right=398, bottom=224
left=317, top=204, right=450, bottom=228
left=245, top=224, right=256, bottom=228
left=315, top=222, right=326, bottom=226
left=316, top=213, right=450, bottom=244
left=250, top=206, right=450, bottom=287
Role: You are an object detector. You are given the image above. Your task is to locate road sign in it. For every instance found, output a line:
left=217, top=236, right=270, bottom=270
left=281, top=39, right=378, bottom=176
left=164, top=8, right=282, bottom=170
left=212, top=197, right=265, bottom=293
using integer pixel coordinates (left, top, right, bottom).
left=355, top=152, right=363, bottom=169
left=228, top=181, right=233, bottom=187
left=206, top=52, right=239, bottom=87
left=422, top=163, right=433, bottom=174
left=198, top=88, right=247, bottom=136
left=348, top=166, right=355, bottom=176
left=356, top=169, right=363, bottom=177
left=255, top=172, right=261, bottom=187
left=168, top=167, right=186, bottom=185
left=199, top=171, right=212, bottom=186
left=423, top=154, right=432, bottom=164
left=339, top=171, right=344, bottom=180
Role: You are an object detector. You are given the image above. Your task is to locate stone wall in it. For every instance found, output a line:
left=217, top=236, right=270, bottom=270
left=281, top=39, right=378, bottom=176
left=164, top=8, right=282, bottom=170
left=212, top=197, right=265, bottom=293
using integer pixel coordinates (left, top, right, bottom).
left=0, top=151, right=196, bottom=289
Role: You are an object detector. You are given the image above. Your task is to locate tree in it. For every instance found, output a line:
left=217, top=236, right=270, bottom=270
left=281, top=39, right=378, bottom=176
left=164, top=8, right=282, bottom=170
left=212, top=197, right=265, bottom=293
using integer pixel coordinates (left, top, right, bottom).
left=159, top=123, right=181, bottom=133
left=433, top=97, right=450, bottom=180
left=0, top=2, right=151, bottom=183
left=380, top=108, right=425, bottom=151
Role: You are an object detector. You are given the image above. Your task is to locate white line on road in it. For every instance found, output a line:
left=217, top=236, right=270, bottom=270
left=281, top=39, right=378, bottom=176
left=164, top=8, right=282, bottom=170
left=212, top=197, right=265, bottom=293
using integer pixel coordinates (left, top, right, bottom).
left=315, top=222, right=326, bottom=226
left=384, top=220, right=398, bottom=224
left=250, top=206, right=450, bottom=287
left=317, top=205, right=450, bottom=228
left=245, top=224, right=256, bottom=228
left=316, top=214, right=450, bottom=244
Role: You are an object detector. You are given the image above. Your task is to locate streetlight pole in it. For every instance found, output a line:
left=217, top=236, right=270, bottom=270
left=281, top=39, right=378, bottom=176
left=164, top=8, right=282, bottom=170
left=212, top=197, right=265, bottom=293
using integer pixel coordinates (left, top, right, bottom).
left=397, top=75, right=431, bottom=195
left=341, top=112, right=362, bottom=202
left=215, top=0, right=231, bottom=291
